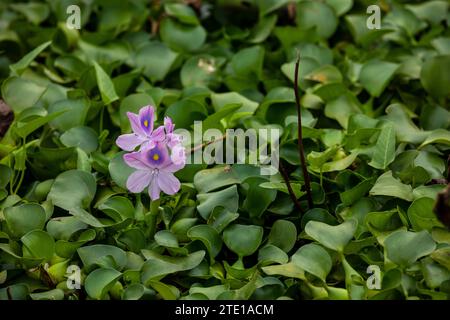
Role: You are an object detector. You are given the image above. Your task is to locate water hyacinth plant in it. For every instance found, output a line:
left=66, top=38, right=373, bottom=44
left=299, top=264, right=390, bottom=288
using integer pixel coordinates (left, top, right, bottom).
left=117, top=106, right=186, bottom=200
left=0, top=0, right=449, bottom=304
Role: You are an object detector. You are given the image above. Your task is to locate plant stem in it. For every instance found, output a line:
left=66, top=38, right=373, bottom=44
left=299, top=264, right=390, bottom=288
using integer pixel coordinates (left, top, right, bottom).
left=279, top=162, right=304, bottom=214
left=147, top=198, right=160, bottom=238
left=188, top=133, right=227, bottom=154
left=294, top=51, right=313, bottom=209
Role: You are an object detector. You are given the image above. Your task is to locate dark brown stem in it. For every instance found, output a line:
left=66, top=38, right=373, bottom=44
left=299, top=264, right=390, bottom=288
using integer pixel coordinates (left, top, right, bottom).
left=188, top=133, right=227, bottom=154
left=294, top=51, right=313, bottom=209
left=279, top=162, right=304, bottom=214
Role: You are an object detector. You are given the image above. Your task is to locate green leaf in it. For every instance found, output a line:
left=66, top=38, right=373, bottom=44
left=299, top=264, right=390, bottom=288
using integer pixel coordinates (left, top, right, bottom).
left=223, top=224, right=263, bottom=257
left=187, top=225, right=222, bottom=262
left=1, top=77, right=47, bottom=113
left=93, top=61, right=119, bottom=105
left=60, top=126, right=98, bottom=153
left=207, top=207, right=239, bottom=233
left=242, top=177, right=277, bottom=218
left=368, top=123, right=396, bottom=169
left=292, top=243, right=332, bottom=282
left=180, top=55, right=223, bottom=89
left=359, top=60, right=399, bottom=97
left=154, top=230, right=179, bottom=248
left=257, top=0, right=291, bottom=16
left=85, top=268, right=122, bottom=300
left=258, top=244, right=289, bottom=266
left=134, top=42, right=178, bottom=82
left=98, top=196, right=134, bottom=221
left=78, top=244, right=127, bottom=271
left=267, top=220, right=297, bottom=253
left=384, top=230, right=436, bottom=267
left=260, top=182, right=305, bottom=199
left=159, top=18, right=206, bottom=52
left=48, top=96, right=89, bottom=131
left=305, top=220, right=357, bottom=252
left=4, top=204, right=46, bottom=238
left=385, top=104, right=429, bottom=144
left=369, top=171, right=414, bottom=201
left=21, top=230, right=55, bottom=261
left=325, top=94, right=361, bottom=129
left=10, top=41, right=51, bottom=76
left=164, top=3, right=199, bottom=25
left=29, top=289, right=64, bottom=300
left=109, top=152, right=135, bottom=189
left=419, top=129, right=450, bottom=148
left=408, top=197, right=444, bottom=231
left=296, top=1, right=338, bottom=39
left=165, top=99, right=207, bottom=129
left=197, top=185, right=239, bottom=220
left=193, top=166, right=240, bottom=193
left=420, top=55, right=450, bottom=98
left=48, top=170, right=96, bottom=211
left=141, top=250, right=205, bottom=283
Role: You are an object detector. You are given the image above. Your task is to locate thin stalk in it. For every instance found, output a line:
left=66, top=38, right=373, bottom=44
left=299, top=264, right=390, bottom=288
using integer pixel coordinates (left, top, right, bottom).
left=188, top=133, right=227, bottom=154
left=294, top=51, right=313, bottom=209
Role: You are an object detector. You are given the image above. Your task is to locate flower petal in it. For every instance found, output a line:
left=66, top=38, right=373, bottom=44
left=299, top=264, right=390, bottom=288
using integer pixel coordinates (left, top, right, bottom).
left=170, top=144, right=186, bottom=165
left=163, top=162, right=185, bottom=173
left=157, top=171, right=180, bottom=195
left=164, top=116, right=174, bottom=133
left=138, top=105, right=155, bottom=135
left=148, top=175, right=161, bottom=200
left=126, top=170, right=152, bottom=193
left=123, top=152, right=149, bottom=170
left=127, top=112, right=145, bottom=136
left=151, top=126, right=166, bottom=142
left=142, top=142, right=170, bottom=169
left=116, top=133, right=144, bottom=151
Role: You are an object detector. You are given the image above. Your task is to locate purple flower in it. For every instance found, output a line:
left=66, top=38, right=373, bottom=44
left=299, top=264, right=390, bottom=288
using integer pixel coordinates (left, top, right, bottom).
left=116, top=105, right=164, bottom=151
left=163, top=116, right=186, bottom=165
left=123, top=142, right=185, bottom=200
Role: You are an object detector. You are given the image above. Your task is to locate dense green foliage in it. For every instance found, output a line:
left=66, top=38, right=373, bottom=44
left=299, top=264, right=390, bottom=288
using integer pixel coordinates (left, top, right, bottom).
left=0, top=0, right=449, bottom=300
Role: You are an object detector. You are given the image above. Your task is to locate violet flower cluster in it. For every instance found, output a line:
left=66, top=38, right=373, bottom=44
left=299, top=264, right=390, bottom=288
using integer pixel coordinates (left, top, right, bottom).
left=116, top=105, right=186, bottom=200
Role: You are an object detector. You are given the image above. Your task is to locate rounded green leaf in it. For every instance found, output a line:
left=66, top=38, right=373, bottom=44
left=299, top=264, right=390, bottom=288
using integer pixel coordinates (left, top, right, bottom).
left=408, top=197, right=444, bottom=231
left=292, top=243, right=332, bottom=282
left=108, top=152, right=135, bottom=189
left=134, top=42, right=178, bottom=82
left=223, top=224, right=263, bottom=257
left=141, top=250, right=205, bottom=283
left=77, top=244, right=127, bottom=271
left=60, top=126, right=98, bottom=153
left=359, top=60, right=399, bottom=97
left=420, top=55, right=450, bottom=98
left=47, top=170, right=96, bottom=210
left=29, top=288, right=64, bottom=300
left=98, top=196, right=134, bottom=221
left=384, top=230, right=436, bottom=267
left=187, top=224, right=223, bottom=260
left=4, top=204, right=46, bottom=238
left=21, top=230, right=55, bottom=261
left=180, top=55, right=223, bottom=89
left=1, top=77, right=47, bottom=113
left=155, top=230, right=179, bottom=248
left=296, top=1, right=338, bottom=38
left=267, top=220, right=297, bottom=252
left=165, top=99, right=207, bottom=129
left=305, top=219, right=357, bottom=252
left=85, top=268, right=122, bottom=300
left=159, top=17, right=206, bottom=52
